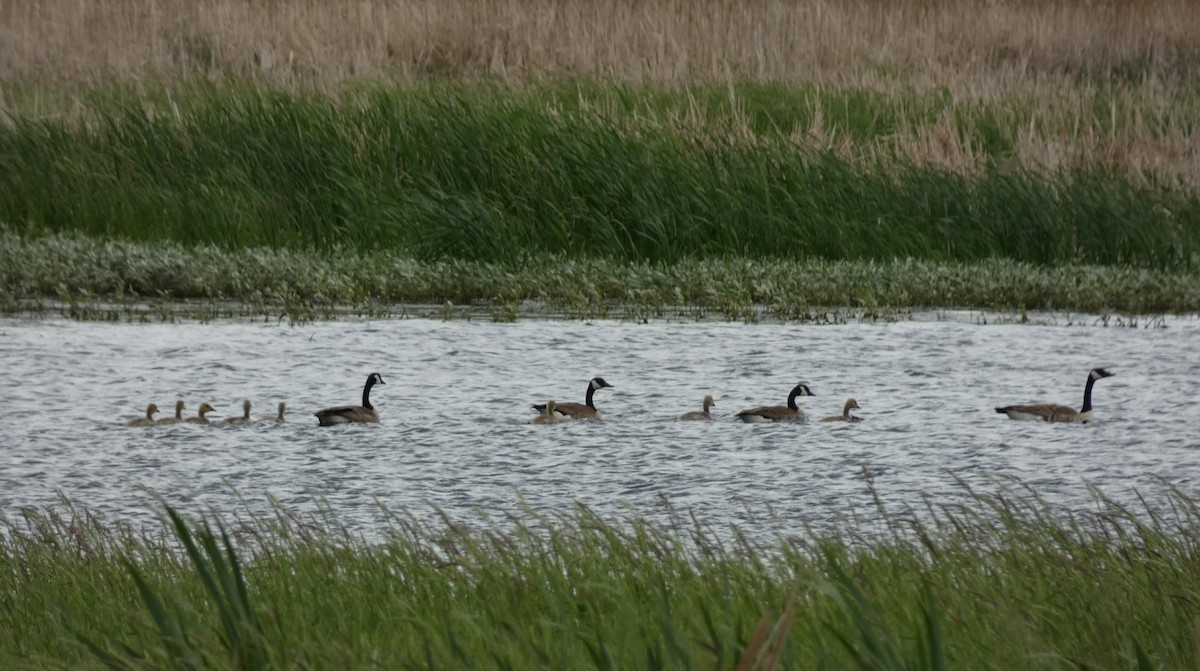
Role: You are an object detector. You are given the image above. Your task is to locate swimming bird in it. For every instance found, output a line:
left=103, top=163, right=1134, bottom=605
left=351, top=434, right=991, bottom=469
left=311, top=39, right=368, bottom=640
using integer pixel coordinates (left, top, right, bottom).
left=529, top=401, right=560, bottom=425
left=736, top=383, right=814, bottom=423
left=995, top=368, right=1114, bottom=423
left=315, top=373, right=385, bottom=425
left=820, top=398, right=862, bottom=423
left=678, top=395, right=715, bottom=421
left=222, top=400, right=252, bottom=425
left=532, top=377, right=612, bottom=420
left=259, top=402, right=286, bottom=423
left=185, top=402, right=216, bottom=425
left=157, top=400, right=186, bottom=424
left=127, top=403, right=160, bottom=427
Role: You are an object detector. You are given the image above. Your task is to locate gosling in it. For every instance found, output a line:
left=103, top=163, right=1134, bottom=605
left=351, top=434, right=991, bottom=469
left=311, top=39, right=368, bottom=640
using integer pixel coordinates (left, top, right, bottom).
left=127, top=404, right=160, bottom=427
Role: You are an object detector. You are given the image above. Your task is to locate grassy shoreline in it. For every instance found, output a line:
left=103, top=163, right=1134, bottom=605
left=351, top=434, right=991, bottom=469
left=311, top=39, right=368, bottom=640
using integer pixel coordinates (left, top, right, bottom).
left=3, top=485, right=1199, bottom=669
left=2, top=81, right=1198, bottom=271
left=4, top=229, right=1198, bottom=320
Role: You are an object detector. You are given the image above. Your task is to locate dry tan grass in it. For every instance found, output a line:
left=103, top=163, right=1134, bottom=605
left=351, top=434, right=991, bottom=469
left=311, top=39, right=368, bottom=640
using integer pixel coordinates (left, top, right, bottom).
left=2, top=0, right=1198, bottom=183
left=4, top=0, right=1197, bottom=89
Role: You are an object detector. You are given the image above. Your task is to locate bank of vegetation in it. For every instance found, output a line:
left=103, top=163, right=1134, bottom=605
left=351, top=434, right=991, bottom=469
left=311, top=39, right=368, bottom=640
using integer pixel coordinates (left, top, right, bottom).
left=2, top=485, right=1197, bottom=669
left=2, top=0, right=1197, bottom=316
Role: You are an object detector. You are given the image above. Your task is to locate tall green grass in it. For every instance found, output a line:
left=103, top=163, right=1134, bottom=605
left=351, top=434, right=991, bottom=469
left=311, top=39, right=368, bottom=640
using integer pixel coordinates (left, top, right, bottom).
left=2, top=484, right=1198, bottom=669
left=2, top=81, right=1196, bottom=269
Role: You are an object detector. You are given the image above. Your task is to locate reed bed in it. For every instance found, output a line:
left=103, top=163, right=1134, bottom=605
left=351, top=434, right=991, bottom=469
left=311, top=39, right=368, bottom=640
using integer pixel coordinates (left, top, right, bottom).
left=4, top=228, right=1197, bottom=319
left=2, top=83, right=1197, bottom=271
left=4, top=0, right=1199, bottom=184
left=2, top=484, right=1199, bottom=669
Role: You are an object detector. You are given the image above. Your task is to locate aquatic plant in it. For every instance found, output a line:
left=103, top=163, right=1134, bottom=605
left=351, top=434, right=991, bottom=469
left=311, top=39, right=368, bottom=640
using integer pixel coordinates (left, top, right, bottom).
left=1, top=482, right=1196, bottom=668
left=2, top=229, right=1197, bottom=319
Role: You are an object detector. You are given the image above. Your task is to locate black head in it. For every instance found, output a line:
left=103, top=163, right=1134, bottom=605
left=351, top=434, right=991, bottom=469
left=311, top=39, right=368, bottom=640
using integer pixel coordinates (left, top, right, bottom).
left=591, top=377, right=613, bottom=389
left=368, top=372, right=386, bottom=385
left=790, top=383, right=814, bottom=397
left=1090, top=368, right=1114, bottom=380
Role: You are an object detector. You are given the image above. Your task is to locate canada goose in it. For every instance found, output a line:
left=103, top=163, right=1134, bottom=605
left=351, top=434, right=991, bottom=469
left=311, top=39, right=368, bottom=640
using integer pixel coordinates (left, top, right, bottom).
left=127, top=403, right=160, bottom=427
left=157, top=400, right=186, bottom=424
left=184, top=402, right=216, bottom=425
left=259, top=402, right=286, bottom=423
left=820, top=398, right=862, bottom=423
left=736, top=383, right=814, bottom=423
left=532, top=377, right=612, bottom=420
left=678, top=395, right=715, bottom=421
left=315, top=372, right=385, bottom=425
left=222, top=400, right=252, bottom=425
left=529, top=401, right=560, bottom=425
left=995, top=368, right=1114, bottom=423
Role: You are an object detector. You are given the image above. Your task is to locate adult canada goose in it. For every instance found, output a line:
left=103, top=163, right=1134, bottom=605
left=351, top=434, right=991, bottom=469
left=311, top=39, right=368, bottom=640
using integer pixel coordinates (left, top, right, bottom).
left=820, top=398, right=862, bottom=423
left=315, top=372, right=385, bottom=425
left=222, top=400, right=252, bottom=425
left=678, top=395, right=715, bottom=421
left=259, top=402, right=286, bottom=423
left=185, top=402, right=216, bottom=425
left=127, top=403, right=160, bottom=427
left=157, top=400, right=186, bottom=424
left=995, top=368, right=1114, bottom=423
left=532, top=377, right=613, bottom=420
left=736, top=383, right=814, bottom=423
left=529, top=401, right=560, bottom=425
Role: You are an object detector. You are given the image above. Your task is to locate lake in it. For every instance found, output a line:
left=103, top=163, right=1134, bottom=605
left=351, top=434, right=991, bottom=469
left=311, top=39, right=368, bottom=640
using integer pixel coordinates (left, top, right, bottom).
left=1, top=313, right=1196, bottom=540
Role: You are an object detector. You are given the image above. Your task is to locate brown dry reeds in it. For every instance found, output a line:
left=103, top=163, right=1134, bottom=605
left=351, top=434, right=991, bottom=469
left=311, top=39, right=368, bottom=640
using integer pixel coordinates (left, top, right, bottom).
left=1, top=0, right=1198, bottom=184
left=2, top=0, right=1198, bottom=90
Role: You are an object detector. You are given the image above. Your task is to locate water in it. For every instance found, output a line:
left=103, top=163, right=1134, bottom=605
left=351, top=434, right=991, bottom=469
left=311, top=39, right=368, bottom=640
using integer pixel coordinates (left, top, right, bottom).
left=2, top=314, right=1197, bottom=540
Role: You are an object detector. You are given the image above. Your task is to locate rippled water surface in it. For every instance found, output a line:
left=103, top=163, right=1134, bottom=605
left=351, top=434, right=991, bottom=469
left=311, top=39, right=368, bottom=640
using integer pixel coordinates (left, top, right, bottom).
left=2, top=314, right=1198, bottom=539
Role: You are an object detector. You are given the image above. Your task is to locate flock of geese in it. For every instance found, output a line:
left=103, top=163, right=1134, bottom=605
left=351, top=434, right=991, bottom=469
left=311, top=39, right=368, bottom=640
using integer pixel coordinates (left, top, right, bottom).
left=125, top=368, right=1114, bottom=428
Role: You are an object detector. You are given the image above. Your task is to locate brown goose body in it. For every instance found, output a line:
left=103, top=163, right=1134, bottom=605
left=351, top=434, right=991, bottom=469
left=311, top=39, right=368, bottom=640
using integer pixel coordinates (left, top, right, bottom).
left=185, top=402, right=216, bottom=425
left=315, top=373, right=384, bottom=426
left=222, top=400, right=252, bottom=425
left=157, top=400, right=185, bottom=425
left=996, top=368, right=1114, bottom=423
left=532, top=377, right=612, bottom=420
left=127, top=403, right=160, bottom=427
left=820, top=398, right=862, bottom=423
left=678, top=395, right=715, bottom=421
left=737, top=384, right=814, bottom=423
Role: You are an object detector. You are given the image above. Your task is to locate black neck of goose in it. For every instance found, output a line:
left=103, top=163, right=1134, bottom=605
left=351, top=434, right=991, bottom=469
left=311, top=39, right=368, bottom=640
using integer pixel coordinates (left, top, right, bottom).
left=787, top=390, right=799, bottom=411
left=1081, top=375, right=1097, bottom=413
left=363, top=379, right=375, bottom=410
left=585, top=384, right=596, bottom=409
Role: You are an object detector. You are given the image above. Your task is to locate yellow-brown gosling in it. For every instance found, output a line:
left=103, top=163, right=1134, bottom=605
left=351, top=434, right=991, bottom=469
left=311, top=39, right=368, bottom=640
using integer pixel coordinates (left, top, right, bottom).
left=995, top=368, right=1114, bottom=423
left=531, top=377, right=612, bottom=420
left=185, top=402, right=216, bottom=425
left=736, top=383, right=814, bottom=423
left=126, top=403, right=160, bottom=427
left=820, top=398, right=862, bottom=423
left=157, top=400, right=186, bottom=424
left=678, top=395, right=715, bottom=421
left=259, top=402, right=286, bottom=423
left=529, top=401, right=560, bottom=425
left=222, top=400, right=252, bottom=425
left=315, top=373, right=384, bottom=425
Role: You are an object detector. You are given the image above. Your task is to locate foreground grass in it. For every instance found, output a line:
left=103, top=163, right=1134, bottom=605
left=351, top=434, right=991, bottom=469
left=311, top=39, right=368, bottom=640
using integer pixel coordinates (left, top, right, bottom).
left=2, top=484, right=1198, bottom=669
left=3, top=229, right=1198, bottom=320
left=2, top=82, right=1197, bottom=270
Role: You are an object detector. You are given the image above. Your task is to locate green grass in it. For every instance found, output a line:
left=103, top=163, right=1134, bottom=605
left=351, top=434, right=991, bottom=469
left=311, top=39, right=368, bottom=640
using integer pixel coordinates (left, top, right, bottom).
left=2, top=483, right=1198, bottom=669
left=3, top=228, right=1198, bottom=320
left=1, top=80, right=1197, bottom=270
